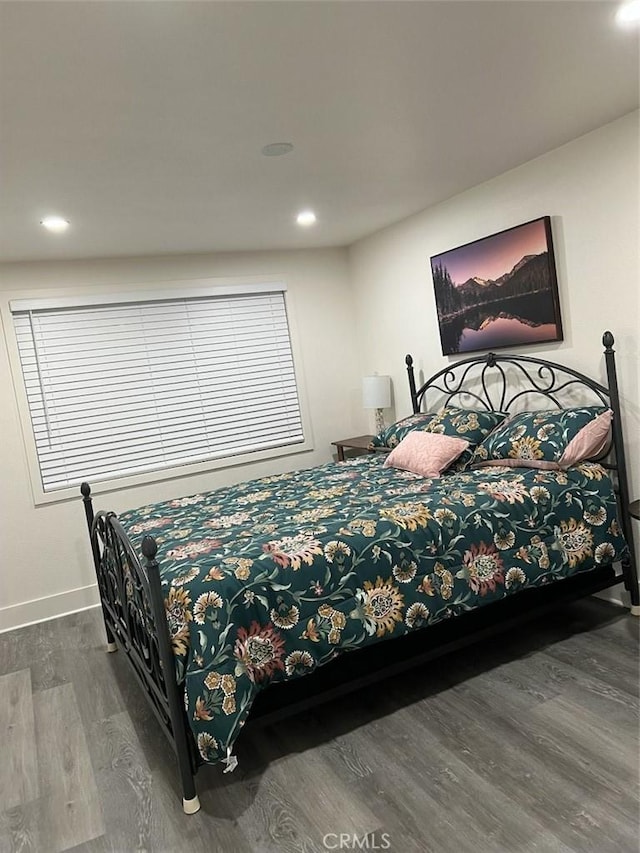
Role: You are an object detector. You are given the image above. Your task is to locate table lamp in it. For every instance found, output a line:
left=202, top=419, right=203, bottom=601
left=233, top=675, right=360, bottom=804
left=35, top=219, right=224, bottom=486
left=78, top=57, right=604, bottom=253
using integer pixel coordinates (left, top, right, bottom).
left=362, top=374, right=391, bottom=434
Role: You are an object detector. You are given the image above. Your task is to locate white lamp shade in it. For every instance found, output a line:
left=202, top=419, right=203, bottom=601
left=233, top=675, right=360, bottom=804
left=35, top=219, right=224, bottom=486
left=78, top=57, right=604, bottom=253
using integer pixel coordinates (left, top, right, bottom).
left=362, top=374, right=391, bottom=409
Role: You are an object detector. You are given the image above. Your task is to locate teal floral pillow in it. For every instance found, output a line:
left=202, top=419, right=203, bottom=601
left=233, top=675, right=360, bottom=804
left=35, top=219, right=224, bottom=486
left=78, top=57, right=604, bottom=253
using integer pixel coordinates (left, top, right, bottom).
left=471, top=406, right=609, bottom=468
left=424, top=407, right=508, bottom=469
left=369, top=407, right=506, bottom=468
left=369, top=413, right=434, bottom=449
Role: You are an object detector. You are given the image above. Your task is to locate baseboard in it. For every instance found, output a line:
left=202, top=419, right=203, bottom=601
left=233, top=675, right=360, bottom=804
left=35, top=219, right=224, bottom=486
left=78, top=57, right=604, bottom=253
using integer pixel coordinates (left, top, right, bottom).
left=0, top=583, right=101, bottom=633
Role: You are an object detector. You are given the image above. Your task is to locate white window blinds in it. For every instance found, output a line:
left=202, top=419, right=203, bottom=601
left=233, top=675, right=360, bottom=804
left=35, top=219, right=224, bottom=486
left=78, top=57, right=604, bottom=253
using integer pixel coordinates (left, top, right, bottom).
left=12, top=288, right=304, bottom=492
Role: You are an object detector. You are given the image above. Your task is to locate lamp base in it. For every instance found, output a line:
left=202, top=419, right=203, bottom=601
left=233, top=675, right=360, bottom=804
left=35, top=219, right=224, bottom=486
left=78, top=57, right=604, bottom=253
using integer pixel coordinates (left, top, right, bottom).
left=374, top=408, right=385, bottom=434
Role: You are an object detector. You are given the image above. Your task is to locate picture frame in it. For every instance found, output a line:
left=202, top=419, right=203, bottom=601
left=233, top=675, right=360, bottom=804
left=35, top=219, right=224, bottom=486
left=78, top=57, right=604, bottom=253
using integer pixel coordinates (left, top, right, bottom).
left=430, top=216, right=563, bottom=356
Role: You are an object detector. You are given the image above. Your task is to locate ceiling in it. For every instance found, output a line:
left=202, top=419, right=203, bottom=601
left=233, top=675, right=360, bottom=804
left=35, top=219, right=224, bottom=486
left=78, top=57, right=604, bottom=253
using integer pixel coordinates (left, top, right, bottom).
left=0, top=1, right=638, bottom=263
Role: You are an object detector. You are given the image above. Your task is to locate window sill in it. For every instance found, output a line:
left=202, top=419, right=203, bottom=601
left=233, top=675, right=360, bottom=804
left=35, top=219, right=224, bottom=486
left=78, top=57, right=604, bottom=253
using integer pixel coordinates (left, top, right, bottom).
left=30, top=437, right=315, bottom=506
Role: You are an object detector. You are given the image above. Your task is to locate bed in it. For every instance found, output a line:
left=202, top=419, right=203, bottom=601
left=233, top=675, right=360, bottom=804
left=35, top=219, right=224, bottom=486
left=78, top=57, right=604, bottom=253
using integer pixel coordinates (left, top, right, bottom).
left=81, top=331, right=639, bottom=814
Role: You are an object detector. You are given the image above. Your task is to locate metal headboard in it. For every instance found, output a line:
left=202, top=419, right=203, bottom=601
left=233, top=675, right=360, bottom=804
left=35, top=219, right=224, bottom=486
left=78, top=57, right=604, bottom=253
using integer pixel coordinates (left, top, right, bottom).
left=406, top=340, right=611, bottom=415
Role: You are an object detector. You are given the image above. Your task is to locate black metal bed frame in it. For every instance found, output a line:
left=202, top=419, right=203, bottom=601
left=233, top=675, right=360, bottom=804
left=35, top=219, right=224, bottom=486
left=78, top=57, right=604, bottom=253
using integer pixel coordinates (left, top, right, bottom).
left=81, top=331, right=639, bottom=814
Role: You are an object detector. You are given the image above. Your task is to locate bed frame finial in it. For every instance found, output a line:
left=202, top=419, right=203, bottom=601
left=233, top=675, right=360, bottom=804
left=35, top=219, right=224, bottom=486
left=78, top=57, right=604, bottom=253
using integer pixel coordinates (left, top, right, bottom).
left=406, top=354, right=419, bottom=413
left=142, top=535, right=159, bottom=562
left=603, top=330, right=614, bottom=351
left=80, top=481, right=94, bottom=537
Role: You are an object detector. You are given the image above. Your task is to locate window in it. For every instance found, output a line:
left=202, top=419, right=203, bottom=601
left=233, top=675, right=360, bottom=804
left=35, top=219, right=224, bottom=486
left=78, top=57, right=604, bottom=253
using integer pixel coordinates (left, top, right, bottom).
left=10, top=282, right=305, bottom=494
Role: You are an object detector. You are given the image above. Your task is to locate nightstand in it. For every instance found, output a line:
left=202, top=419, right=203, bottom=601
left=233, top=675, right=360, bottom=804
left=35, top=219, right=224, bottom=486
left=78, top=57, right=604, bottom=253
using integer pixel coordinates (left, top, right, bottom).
left=332, top=435, right=375, bottom=462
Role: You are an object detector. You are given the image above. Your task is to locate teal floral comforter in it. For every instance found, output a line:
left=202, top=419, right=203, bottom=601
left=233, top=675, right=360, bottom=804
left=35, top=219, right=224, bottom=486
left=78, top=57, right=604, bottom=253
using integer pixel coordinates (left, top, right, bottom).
left=119, top=455, right=627, bottom=765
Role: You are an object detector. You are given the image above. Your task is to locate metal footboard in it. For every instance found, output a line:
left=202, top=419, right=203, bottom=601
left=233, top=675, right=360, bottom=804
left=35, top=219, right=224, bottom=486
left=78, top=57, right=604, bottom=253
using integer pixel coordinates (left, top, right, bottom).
left=81, top=483, right=201, bottom=814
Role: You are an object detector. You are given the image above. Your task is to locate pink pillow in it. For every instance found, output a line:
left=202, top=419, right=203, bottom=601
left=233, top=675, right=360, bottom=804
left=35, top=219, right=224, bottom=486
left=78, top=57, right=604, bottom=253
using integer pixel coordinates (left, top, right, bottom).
left=558, top=409, right=613, bottom=467
left=383, top=431, right=470, bottom=478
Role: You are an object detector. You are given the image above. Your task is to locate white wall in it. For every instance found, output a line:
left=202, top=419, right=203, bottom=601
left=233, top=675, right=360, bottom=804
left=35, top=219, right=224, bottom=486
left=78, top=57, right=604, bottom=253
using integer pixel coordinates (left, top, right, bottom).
left=0, top=248, right=360, bottom=630
left=348, top=111, right=640, bottom=603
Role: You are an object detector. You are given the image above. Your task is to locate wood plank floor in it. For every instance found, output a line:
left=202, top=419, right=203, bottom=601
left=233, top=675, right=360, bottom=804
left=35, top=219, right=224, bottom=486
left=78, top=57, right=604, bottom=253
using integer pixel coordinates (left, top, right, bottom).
left=0, top=598, right=637, bottom=853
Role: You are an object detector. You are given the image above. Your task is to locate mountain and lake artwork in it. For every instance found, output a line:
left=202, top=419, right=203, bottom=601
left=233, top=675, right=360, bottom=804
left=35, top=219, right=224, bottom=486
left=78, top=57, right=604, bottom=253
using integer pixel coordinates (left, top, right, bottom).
left=431, top=217, right=563, bottom=356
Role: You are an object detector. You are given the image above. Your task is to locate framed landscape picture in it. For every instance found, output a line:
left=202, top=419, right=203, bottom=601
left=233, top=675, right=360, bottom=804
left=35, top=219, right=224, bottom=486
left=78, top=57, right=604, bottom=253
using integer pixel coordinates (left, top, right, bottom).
left=430, top=216, right=563, bottom=356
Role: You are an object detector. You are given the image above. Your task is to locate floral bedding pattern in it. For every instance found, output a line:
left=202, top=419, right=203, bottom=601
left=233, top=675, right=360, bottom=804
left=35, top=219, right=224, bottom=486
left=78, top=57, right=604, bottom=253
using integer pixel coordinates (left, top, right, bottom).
left=118, top=455, right=627, bottom=766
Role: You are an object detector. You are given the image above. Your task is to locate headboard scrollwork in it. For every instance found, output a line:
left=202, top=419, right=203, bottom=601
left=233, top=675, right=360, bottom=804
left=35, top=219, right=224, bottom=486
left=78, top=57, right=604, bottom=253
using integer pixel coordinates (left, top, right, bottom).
left=406, top=345, right=609, bottom=415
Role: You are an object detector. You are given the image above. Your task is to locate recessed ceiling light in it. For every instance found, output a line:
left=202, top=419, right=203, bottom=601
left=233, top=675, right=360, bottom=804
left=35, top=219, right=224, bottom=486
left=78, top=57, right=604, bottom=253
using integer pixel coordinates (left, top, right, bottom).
left=41, top=216, right=70, bottom=233
left=296, top=210, right=317, bottom=227
left=616, top=0, right=640, bottom=25
left=261, top=142, right=294, bottom=157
